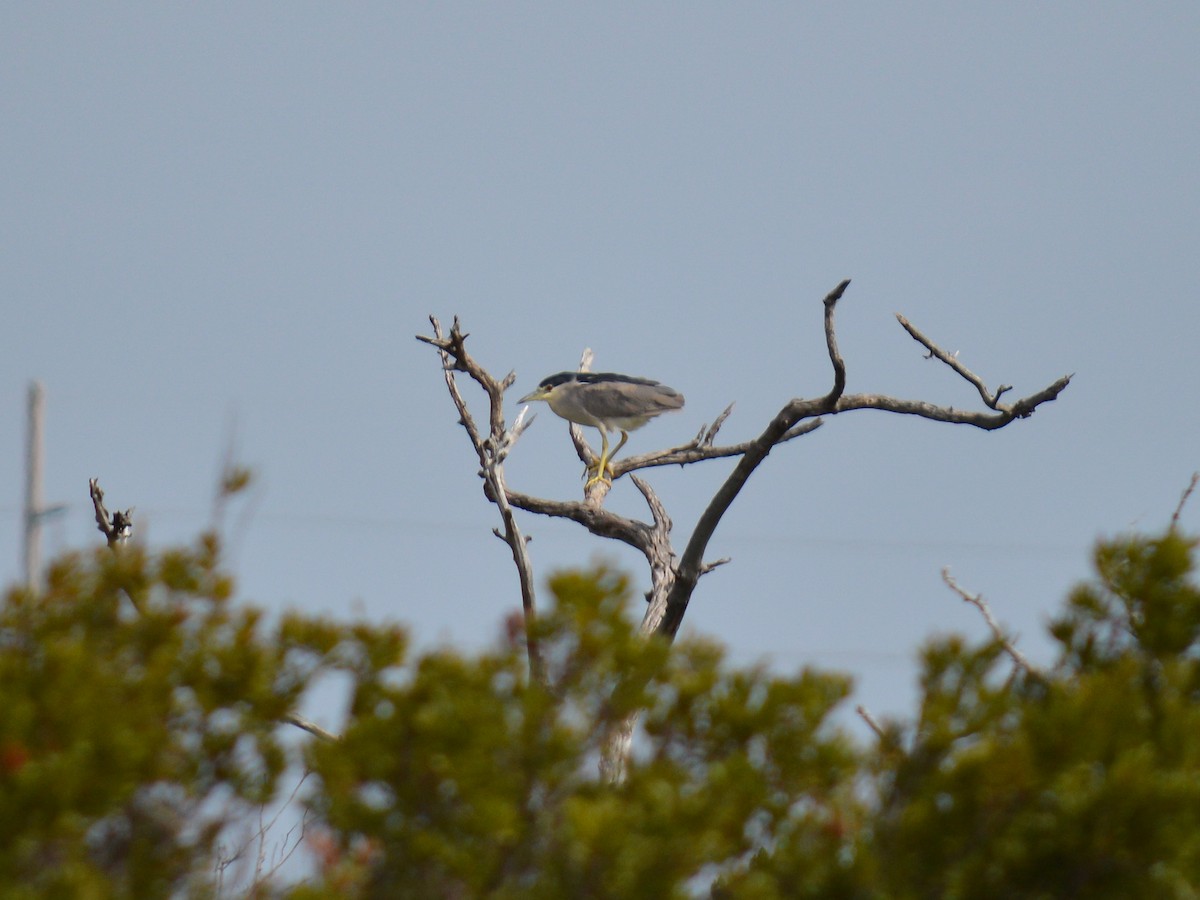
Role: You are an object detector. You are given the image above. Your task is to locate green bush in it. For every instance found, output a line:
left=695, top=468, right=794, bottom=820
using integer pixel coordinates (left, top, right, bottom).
left=3, top=529, right=1199, bottom=897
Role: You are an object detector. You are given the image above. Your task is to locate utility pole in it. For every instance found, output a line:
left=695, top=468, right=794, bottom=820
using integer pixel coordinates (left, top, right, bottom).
left=23, top=381, right=44, bottom=590
left=22, top=381, right=65, bottom=592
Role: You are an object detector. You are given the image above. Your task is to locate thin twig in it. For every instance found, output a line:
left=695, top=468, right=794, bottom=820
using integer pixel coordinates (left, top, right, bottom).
left=222, top=771, right=314, bottom=891
left=698, top=557, right=731, bottom=575
left=699, top=403, right=735, bottom=447
left=282, top=713, right=338, bottom=742
left=942, top=568, right=1035, bottom=676
left=566, top=349, right=602, bottom=481
left=615, top=417, right=822, bottom=476
left=856, top=704, right=885, bottom=741
left=895, top=314, right=1071, bottom=420
left=1171, top=472, right=1199, bottom=530
left=897, top=314, right=1006, bottom=408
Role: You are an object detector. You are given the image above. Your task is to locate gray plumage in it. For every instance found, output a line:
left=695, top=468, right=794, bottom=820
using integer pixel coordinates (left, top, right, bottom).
left=519, top=371, right=685, bottom=485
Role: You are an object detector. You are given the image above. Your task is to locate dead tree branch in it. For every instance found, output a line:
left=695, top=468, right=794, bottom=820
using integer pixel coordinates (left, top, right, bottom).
left=856, top=704, right=886, bottom=742
left=1171, top=472, right=1199, bottom=531
left=892, top=313, right=1071, bottom=422
left=651, top=280, right=851, bottom=641
left=281, top=712, right=338, bottom=743
left=88, top=479, right=344, bottom=742
left=416, top=317, right=546, bottom=686
left=89, top=478, right=142, bottom=615
left=90, top=478, right=134, bottom=548
left=419, top=279, right=1071, bottom=780
left=942, top=567, right=1037, bottom=677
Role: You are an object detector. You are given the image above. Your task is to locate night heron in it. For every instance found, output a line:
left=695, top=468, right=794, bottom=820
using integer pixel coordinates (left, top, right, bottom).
left=520, top=372, right=685, bottom=487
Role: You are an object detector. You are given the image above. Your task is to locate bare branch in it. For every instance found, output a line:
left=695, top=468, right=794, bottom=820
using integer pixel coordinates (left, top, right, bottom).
left=418, top=317, right=487, bottom=448
left=217, top=771, right=314, bottom=893
left=416, top=318, right=546, bottom=685
left=502, top=487, right=654, bottom=557
left=629, top=474, right=677, bottom=607
left=942, top=567, right=1036, bottom=676
left=700, top=403, right=735, bottom=447
left=822, top=278, right=851, bottom=401
left=856, top=704, right=885, bottom=741
left=833, top=376, right=1071, bottom=429
left=630, top=474, right=670, bottom=534
left=779, top=419, right=824, bottom=443
left=89, top=478, right=133, bottom=548
left=1171, top=472, right=1199, bottom=530
left=647, top=281, right=1070, bottom=643
left=654, top=281, right=853, bottom=639
left=282, top=712, right=338, bottom=742
left=614, top=416, right=824, bottom=476
left=565, top=350, right=601, bottom=472
left=89, top=478, right=142, bottom=615
left=1005, top=375, right=1074, bottom=419
left=897, top=314, right=1001, bottom=407
left=421, top=279, right=1071, bottom=781
left=255, top=776, right=313, bottom=886
left=896, top=314, right=1072, bottom=419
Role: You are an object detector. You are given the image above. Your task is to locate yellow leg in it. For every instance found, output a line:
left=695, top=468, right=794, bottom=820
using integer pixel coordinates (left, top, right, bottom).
left=585, top=430, right=630, bottom=488
left=612, top=430, right=629, bottom=459
left=585, top=430, right=612, bottom=488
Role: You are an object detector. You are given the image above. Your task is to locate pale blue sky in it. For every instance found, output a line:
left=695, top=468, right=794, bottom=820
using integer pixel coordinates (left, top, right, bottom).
left=2, top=4, right=1198, bottom=729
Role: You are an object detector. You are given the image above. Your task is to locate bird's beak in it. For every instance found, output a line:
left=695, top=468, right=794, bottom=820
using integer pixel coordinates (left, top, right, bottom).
left=519, top=388, right=547, bottom=403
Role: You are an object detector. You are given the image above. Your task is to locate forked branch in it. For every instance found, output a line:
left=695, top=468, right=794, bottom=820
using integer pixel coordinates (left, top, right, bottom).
left=893, top=314, right=1071, bottom=422
left=90, top=478, right=134, bottom=548
left=416, top=317, right=545, bottom=686
left=419, top=279, right=1071, bottom=781
left=653, top=279, right=852, bottom=638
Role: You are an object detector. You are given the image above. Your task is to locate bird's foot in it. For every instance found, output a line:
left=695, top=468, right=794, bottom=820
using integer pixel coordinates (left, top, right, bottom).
left=583, top=461, right=616, bottom=488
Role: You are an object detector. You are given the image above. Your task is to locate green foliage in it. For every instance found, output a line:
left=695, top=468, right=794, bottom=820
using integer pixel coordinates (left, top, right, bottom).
left=295, top=566, right=858, bottom=898
left=741, top=530, right=1200, bottom=900
left=5, top=526, right=1200, bottom=898
left=0, top=535, right=357, bottom=897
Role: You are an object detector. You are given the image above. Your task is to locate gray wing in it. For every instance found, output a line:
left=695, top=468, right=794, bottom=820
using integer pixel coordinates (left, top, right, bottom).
left=587, top=381, right=685, bottom=418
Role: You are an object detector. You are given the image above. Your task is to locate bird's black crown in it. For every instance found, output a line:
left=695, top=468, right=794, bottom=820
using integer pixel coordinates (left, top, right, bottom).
left=537, top=371, right=662, bottom=389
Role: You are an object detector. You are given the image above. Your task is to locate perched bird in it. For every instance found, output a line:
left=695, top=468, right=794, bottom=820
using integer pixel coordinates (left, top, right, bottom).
left=520, top=372, right=685, bottom=487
